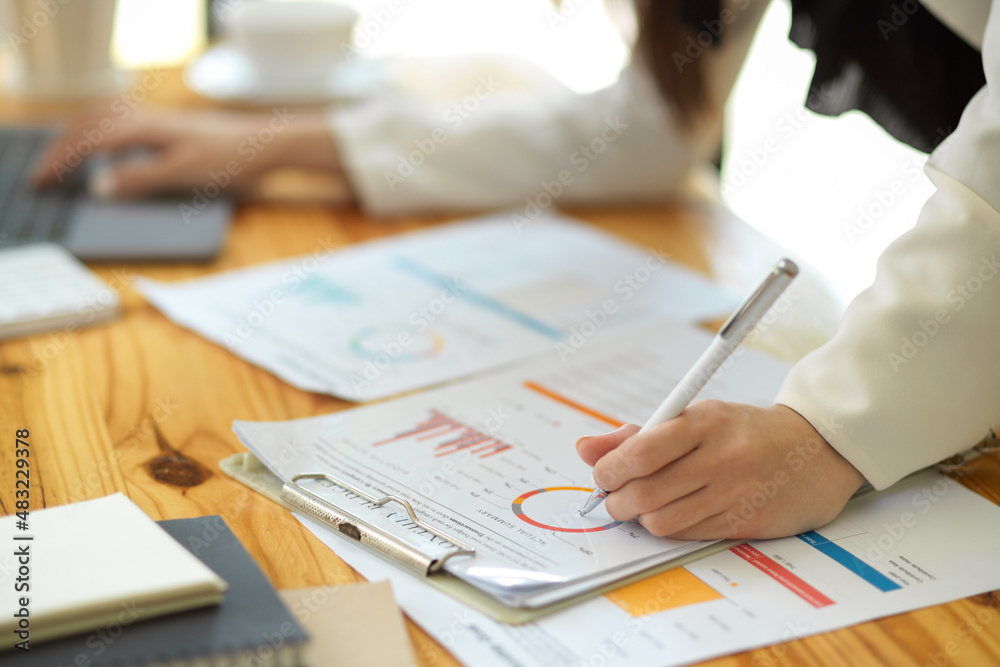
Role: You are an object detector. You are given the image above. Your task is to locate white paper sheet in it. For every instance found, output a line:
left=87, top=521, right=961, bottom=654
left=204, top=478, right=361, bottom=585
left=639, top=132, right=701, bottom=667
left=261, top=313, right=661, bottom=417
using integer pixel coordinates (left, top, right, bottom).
left=140, top=212, right=737, bottom=401
left=302, top=470, right=1000, bottom=667
left=233, top=321, right=791, bottom=607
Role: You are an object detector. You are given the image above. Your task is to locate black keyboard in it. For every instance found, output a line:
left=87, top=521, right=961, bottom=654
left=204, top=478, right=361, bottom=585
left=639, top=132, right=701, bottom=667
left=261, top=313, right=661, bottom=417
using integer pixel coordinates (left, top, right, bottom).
left=0, top=127, right=86, bottom=249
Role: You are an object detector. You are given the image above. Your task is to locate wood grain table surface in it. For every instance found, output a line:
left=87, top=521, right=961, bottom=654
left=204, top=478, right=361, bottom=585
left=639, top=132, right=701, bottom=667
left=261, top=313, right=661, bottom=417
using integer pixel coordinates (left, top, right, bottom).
left=1, top=67, right=998, bottom=667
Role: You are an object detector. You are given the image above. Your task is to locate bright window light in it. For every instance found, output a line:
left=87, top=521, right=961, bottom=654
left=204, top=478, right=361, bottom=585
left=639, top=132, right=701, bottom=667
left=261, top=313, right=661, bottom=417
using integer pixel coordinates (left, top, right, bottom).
left=723, top=1, right=934, bottom=305
left=113, top=0, right=206, bottom=69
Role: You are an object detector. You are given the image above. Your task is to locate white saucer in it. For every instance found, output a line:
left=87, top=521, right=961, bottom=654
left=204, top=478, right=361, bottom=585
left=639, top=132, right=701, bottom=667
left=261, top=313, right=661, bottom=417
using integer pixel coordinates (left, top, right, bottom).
left=184, top=42, right=385, bottom=105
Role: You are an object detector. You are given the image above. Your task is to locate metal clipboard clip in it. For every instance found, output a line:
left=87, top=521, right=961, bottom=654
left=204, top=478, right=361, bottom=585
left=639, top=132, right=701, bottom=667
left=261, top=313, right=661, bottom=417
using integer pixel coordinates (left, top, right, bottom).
left=936, top=429, right=1000, bottom=473
left=280, top=471, right=476, bottom=577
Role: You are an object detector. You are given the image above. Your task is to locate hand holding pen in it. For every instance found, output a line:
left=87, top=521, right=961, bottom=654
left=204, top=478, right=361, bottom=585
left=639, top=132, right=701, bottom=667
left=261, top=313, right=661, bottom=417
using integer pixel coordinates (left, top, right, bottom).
left=576, top=259, right=867, bottom=540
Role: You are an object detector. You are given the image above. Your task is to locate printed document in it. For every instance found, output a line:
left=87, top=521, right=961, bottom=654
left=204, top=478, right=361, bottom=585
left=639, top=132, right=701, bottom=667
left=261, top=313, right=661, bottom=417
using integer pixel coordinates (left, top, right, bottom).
left=309, top=470, right=1000, bottom=667
left=141, top=212, right=736, bottom=401
left=233, top=321, right=789, bottom=607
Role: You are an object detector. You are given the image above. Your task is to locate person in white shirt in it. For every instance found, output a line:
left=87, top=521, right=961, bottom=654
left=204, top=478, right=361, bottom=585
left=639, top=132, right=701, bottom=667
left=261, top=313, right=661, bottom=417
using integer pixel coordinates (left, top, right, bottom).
left=576, top=0, right=999, bottom=539
left=34, top=0, right=1000, bottom=540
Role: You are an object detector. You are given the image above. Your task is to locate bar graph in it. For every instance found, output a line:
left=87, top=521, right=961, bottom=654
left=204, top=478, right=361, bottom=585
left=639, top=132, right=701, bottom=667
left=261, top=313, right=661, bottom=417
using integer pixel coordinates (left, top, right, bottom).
left=372, top=409, right=513, bottom=459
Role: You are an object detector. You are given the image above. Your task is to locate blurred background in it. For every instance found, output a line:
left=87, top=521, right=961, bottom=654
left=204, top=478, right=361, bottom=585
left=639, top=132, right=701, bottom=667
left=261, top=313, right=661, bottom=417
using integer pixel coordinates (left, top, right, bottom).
left=14, top=0, right=935, bottom=306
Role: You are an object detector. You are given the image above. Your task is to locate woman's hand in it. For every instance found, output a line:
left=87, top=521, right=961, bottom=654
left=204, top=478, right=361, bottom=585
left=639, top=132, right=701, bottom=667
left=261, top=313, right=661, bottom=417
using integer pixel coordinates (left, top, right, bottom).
left=576, top=401, right=865, bottom=540
left=32, top=106, right=344, bottom=200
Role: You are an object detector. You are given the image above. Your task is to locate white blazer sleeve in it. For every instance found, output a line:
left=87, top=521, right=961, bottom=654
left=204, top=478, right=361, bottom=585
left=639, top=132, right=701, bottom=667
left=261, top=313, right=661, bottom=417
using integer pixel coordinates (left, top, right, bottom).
left=328, top=63, right=703, bottom=218
left=326, top=0, right=769, bottom=218
left=775, top=2, right=1000, bottom=489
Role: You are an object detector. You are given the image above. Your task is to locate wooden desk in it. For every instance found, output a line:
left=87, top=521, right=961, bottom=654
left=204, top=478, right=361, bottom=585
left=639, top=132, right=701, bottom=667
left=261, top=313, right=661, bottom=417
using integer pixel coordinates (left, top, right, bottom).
left=1, top=71, right=999, bottom=667
left=2, top=199, right=999, bottom=667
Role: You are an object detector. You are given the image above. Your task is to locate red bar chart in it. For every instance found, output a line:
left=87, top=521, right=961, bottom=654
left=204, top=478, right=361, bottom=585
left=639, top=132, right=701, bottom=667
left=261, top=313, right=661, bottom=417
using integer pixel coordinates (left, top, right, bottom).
left=372, top=409, right=512, bottom=459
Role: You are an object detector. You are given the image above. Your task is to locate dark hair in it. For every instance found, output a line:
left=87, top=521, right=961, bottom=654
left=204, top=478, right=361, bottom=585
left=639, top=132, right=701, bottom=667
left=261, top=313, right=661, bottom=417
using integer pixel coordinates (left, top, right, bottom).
left=632, top=0, right=709, bottom=125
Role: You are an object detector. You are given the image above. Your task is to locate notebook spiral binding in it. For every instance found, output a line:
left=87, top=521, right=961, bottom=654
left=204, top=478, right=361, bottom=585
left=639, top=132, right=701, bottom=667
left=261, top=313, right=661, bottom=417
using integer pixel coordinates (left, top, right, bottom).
left=280, top=471, right=476, bottom=577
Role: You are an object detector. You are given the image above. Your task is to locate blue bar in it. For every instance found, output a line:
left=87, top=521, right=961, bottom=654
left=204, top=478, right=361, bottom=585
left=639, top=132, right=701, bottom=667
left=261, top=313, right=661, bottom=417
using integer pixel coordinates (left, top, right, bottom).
left=394, top=256, right=564, bottom=340
left=797, top=531, right=902, bottom=592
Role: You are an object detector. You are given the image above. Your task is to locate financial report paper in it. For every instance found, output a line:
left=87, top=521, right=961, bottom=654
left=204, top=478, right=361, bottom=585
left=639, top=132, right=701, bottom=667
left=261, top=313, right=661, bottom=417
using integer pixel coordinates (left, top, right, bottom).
left=312, top=469, right=1000, bottom=667
left=233, top=321, right=790, bottom=607
left=140, top=212, right=736, bottom=401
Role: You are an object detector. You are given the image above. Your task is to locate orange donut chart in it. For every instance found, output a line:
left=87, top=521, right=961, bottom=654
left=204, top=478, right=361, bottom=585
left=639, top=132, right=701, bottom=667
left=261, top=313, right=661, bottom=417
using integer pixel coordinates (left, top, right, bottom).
left=511, top=486, right=624, bottom=533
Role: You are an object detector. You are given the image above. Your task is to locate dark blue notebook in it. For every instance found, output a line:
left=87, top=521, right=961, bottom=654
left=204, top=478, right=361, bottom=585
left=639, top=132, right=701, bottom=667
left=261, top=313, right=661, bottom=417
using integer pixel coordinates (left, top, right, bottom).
left=17, top=515, right=310, bottom=666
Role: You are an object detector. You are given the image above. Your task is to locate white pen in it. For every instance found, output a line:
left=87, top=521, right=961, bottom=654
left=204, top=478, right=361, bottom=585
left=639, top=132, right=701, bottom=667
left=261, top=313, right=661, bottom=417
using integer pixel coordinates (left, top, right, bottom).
left=579, top=258, right=799, bottom=517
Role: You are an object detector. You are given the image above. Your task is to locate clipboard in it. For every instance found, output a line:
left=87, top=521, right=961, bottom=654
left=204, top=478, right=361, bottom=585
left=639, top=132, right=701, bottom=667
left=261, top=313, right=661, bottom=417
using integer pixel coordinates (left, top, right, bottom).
left=220, top=322, right=807, bottom=623
left=220, top=452, right=739, bottom=624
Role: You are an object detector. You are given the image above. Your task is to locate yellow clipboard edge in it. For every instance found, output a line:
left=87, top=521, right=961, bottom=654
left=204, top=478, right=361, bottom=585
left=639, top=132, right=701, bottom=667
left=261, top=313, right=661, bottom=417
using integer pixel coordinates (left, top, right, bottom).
left=219, top=452, right=740, bottom=625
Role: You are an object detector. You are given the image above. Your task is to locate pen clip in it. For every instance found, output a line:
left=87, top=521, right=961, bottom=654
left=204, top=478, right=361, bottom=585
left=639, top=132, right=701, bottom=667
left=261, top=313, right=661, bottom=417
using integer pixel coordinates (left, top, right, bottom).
left=718, top=259, right=798, bottom=340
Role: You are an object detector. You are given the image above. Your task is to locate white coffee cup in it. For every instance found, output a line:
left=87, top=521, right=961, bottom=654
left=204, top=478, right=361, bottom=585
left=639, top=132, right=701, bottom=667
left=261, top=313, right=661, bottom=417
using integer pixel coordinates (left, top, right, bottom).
left=228, top=1, right=358, bottom=85
left=0, top=0, right=120, bottom=98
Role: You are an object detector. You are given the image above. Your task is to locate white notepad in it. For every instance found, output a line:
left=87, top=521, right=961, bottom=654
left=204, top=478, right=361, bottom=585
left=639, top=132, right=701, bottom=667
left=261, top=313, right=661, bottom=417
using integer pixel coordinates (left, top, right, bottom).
left=0, top=494, right=227, bottom=651
left=0, top=243, right=120, bottom=341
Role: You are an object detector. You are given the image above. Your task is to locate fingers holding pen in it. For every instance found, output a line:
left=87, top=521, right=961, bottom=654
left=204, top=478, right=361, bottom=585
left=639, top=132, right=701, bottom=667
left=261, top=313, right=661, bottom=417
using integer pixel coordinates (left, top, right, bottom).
left=577, top=401, right=752, bottom=533
left=589, top=418, right=699, bottom=495
left=575, top=424, right=639, bottom=466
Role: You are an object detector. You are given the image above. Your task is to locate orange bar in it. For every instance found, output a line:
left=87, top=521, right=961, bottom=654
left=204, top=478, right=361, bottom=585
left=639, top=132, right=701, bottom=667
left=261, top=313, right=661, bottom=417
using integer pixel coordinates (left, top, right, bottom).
left=434, top=430, right=481, bottom=449
left=434, top=436, right=489, bottom=457
left=469, top=439, right=500, bottom=453
left=416, top=423, right=464, bottom=441
left=480, top=444, right=512, bottom=458
left=372, top=415, right=453, bottom=446
left=523, top=381, right=624, bottom=428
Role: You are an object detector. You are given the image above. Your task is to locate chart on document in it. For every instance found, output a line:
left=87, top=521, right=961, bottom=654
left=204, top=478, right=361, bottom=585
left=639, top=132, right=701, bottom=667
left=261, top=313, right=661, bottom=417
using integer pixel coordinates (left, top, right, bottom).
left=504, top=473, right=964, bottom=667
left=234, top=321, right=791, bottom=591
left=139, top=213, right=736, bottom=401
left=307, top=466, right=1000, bottom=667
